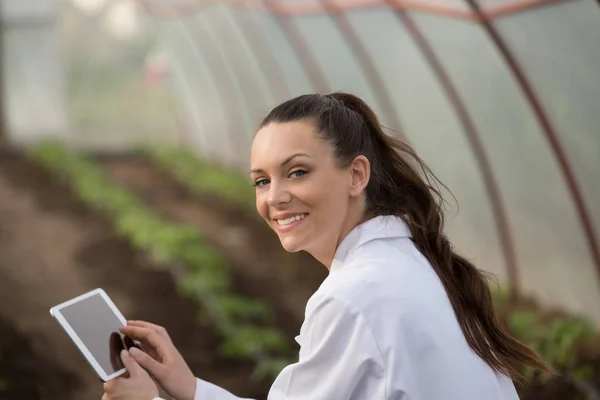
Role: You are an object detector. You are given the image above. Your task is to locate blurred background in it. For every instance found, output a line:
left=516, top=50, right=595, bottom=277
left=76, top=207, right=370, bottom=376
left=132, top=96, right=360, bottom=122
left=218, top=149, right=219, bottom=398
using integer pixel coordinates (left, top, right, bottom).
left=0, top=0, right=599, bottom=399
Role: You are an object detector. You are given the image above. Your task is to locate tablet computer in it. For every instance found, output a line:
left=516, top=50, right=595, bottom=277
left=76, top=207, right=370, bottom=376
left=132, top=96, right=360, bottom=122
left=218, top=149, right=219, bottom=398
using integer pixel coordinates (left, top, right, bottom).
left=50, top=288, right=136, bottom=382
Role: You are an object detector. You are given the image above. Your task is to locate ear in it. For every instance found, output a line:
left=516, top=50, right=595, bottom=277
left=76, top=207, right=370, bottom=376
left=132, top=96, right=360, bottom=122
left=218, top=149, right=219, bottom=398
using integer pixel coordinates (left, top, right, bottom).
left=348, top=155, right=370, bottom=197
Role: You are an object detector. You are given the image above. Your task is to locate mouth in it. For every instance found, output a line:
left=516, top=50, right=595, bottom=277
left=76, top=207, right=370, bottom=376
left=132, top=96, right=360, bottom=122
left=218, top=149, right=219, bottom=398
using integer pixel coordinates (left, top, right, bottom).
left=273, top=213, right=309, bottom=232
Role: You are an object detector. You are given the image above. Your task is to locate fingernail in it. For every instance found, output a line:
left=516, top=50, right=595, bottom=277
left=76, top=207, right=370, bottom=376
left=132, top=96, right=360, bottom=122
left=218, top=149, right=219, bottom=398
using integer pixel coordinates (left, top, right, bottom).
left=121, top=349, right=129, bottom=358
left=129, top=347, right=142, bottom=356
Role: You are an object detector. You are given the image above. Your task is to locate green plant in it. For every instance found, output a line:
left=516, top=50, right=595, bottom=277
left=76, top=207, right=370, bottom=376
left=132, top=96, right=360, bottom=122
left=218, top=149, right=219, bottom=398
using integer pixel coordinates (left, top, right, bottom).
left=28, top=140, right=292, bottom=379
left=510, top=310, right=596, bottom=381
left=491, top=286, right=598, bottom=385
left=144, top=145, right=255, bottom=208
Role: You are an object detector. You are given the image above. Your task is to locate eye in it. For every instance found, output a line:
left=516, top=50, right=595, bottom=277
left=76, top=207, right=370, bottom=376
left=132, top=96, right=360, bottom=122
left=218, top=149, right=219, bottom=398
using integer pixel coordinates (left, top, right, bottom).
left=289, top=169, right=307, bottom=178
left=252, top=178, right=270, bottom=187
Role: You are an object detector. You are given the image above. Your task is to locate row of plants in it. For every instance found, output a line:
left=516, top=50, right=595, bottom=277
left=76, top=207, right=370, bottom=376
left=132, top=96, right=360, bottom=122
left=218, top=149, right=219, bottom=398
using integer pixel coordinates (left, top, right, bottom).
left=148, top=145, right=600, bottom=392
left=492, top=287, right=600, bottom=396
left=145, top=145, right=255, bottom=209
left=28, top=141, right=292, bottom=379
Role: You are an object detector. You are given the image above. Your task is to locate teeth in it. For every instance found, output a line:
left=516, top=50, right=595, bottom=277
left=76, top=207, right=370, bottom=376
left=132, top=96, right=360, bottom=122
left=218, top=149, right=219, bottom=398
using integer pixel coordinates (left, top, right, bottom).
left=277, top=214, right=306, bottom=226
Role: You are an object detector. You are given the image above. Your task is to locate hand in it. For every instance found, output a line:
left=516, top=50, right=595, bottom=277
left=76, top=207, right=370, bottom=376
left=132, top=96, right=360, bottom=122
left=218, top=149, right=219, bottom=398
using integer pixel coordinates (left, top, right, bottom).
left=120, top=321, right=197, bottom=400
left=102, top=349, right=158, bottom=400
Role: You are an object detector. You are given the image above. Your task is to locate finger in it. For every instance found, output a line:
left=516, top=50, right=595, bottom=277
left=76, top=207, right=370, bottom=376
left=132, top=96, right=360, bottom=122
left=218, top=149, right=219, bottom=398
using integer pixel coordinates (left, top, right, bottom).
left=119, top=326, right=169, bottom=361
left=127, top=321, right=172, bottom=344
left=119, top=327, right=148, bottom=348
left=132, top=340, right=158, bottom=360
left=119, top=325, right=156, bottom=341
left=109, top=332, right=125, bottom=371
left=119, top=326, right=162, bottom=347
left=126, top=320, right=171, bottom=341
left=129, top=346, right=167, bottom=380
left=120, top=349, right=145, bottom=378
left=119, top=329, right=159, bottom=361
left=103, top=378, right=120, bottom=393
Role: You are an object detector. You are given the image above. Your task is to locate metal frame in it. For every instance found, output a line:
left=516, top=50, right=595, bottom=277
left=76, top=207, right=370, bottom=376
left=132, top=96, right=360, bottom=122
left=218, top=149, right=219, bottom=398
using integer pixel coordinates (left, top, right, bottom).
left=262, top=0, right=330, bottom=93
left=183, top=13, right=252, bottom=167
left=389, top=5, right=521, bottom=295
left=140, top=0, right=330, bottom=92
left=213, top=4, right=274, bottom=114
left=466, top=0, right=600, bottom=288
left=172, top=20, right=227, bottom=157
left=234, top=1, right=291, bottom=101
left=251, top=0, right=575, bottom=21
left=140, top=0, right=574, bottom=22
left=322, top=0, right=405, bottom=137
left=140, top=0, right=222, bottom=156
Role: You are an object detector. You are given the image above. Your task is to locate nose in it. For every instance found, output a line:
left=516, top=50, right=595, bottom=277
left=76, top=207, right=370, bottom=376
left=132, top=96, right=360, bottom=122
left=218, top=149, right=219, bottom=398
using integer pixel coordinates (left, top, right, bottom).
left=266, top=181, right=292, bottom=207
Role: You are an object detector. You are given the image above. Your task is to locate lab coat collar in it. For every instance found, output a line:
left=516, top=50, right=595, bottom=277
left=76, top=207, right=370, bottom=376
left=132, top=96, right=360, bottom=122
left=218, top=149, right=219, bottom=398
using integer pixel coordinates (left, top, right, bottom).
left=330, top=215, right=412, bottom=272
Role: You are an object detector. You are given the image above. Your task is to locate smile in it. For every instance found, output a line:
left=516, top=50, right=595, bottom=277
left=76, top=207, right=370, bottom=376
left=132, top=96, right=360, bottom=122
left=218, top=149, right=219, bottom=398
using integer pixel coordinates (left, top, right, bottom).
left=274, top=213, right=308, bottom=231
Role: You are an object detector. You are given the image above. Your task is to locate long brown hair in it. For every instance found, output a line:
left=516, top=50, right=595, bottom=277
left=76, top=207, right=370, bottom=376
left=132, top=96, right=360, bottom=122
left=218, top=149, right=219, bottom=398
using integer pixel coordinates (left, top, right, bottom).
left=259, top=92, right=549, bottom=379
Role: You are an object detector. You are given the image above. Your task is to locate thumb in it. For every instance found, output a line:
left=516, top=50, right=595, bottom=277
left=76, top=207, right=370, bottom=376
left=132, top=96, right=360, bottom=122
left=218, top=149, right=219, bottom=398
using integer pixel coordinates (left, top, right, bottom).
left=120, top=349, right=145, bottom=378
left=129, top=346, right=166, bottom=379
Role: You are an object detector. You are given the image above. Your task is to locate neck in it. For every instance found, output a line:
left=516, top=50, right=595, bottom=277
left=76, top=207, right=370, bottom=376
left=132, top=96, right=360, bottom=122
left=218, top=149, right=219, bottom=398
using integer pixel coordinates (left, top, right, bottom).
left=312, top=204, right=368, bottom=269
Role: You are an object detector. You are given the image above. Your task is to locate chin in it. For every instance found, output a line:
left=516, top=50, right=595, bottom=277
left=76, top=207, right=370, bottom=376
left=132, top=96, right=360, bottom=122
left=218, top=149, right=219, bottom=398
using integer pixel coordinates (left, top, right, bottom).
left=278, top=235, right=305, bottom=253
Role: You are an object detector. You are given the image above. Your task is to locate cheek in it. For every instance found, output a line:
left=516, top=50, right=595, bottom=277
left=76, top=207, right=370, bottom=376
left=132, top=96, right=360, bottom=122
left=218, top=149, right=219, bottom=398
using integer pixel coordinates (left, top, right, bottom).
left=255, top=191, right=268, bottom=220
left=305, top=179, right=348, bottom=217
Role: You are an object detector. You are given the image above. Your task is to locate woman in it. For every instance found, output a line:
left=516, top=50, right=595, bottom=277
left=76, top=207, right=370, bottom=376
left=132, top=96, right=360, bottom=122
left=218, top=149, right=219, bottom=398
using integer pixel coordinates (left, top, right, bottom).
left=103, top=93, right=547, bottom=400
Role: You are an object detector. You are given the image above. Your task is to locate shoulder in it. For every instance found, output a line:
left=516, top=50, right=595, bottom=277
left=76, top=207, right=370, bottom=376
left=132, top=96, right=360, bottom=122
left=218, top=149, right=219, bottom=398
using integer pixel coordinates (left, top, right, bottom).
left=308, top=240, right=450, bottom=331
left=303, top=290, right=365, bottom=330
left=323, top=242, right=437, bottom=306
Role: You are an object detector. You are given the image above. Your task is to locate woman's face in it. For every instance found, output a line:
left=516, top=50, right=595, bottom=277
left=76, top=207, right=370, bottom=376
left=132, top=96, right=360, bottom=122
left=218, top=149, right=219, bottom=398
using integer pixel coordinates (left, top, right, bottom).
left=250, top=120, right=368, bottom=266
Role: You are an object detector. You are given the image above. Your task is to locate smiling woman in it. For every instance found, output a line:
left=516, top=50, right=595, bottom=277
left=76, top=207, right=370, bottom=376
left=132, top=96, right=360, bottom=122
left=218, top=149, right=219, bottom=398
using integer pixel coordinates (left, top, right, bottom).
left=103, top=92, right=549, bottom=400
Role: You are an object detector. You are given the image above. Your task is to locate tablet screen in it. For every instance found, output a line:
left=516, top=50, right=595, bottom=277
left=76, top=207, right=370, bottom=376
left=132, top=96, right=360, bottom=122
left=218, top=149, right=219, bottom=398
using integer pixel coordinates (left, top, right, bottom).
left=60, top=292, right=131, bottom=375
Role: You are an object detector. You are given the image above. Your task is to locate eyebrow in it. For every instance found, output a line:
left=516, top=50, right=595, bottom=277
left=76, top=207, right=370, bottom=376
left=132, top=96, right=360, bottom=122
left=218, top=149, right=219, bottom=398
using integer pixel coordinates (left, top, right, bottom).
left=250, top=153, right=311, bottom=174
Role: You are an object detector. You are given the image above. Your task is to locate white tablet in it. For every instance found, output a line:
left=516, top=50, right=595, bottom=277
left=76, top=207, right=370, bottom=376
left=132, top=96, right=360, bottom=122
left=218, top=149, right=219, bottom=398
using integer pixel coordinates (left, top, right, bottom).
left=50, top=288, right=134, bottom=382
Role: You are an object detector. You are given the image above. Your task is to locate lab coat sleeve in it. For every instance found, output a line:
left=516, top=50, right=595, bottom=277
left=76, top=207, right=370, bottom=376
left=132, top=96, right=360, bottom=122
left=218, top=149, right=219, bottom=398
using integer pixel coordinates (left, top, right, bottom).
left=151, top=376, right=255, bottom=400
left=159, top=295, right=385, bottom=400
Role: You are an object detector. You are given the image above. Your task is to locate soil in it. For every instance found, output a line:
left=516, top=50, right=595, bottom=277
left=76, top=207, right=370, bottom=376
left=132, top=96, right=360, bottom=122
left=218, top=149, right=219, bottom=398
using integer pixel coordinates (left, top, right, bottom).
left=1, top=152, right=598, bottom=400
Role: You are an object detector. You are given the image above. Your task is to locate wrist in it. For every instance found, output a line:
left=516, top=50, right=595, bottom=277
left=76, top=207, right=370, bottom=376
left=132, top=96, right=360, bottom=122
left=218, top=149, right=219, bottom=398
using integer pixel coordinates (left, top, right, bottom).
left=183, top=376, right=197, bottom=400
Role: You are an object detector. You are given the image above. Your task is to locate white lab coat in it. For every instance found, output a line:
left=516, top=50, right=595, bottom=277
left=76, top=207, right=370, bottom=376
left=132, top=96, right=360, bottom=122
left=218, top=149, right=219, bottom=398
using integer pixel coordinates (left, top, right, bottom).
left=156, top=215, right=519, bottom=400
